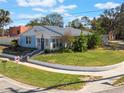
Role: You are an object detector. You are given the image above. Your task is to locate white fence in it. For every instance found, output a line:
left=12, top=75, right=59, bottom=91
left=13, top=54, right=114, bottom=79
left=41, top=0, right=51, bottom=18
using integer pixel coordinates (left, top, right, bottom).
left=0, top=37, right=18, bottom=45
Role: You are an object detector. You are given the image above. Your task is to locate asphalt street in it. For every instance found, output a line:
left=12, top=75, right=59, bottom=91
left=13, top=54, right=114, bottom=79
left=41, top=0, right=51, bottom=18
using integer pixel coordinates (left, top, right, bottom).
left=0, top=77, right=47, bottom=93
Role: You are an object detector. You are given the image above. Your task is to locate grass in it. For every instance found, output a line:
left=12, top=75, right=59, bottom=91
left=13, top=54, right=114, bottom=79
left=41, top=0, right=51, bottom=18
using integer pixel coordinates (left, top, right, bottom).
left=0, top=61, right=86, bottom=90
left=114, top=77, right=124, bottom=86
left=0, top=45, right=35, bottom=56
left=32, top=48, right=124, bottom=67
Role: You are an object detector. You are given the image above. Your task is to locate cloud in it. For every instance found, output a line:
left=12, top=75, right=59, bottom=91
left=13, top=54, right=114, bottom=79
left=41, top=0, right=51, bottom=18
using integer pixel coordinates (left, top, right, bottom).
left=95, top=2, right=120, bottom=9
left=32, top=8, right=47, bottom=12
left=17, top=14, right=44, bottom=20
left=10, top=11, right=15, bottom=15
left=63, top=13, right=72, bottom=17
left=0, top=0, right=7, bottom=3
left=16, top=0, right=57, bottom=7
left=58, top=0, right=64, bottom=3
left=51, top=5, right=77, bottom=14
left=62, top=5, right=77, bottom=9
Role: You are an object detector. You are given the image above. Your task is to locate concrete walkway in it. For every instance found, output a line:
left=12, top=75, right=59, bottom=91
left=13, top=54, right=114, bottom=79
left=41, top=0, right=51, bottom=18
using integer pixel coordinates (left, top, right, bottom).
left=19, top=61, right=124, bottom=78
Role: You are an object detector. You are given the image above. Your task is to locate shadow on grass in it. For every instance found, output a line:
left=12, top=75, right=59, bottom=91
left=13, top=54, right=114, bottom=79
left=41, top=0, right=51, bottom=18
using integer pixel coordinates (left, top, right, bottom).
left=5, top=74, right=124, bottom=93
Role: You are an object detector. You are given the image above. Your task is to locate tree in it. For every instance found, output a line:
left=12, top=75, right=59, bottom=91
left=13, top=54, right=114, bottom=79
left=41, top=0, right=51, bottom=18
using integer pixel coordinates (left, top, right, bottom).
left=67, top=19, right=84, bottom=29
left=73, top=32, right=87, bottom=52
left=102, top=8, right=119, bottom=32
left=91, top=17, right=106, bottom=34
left=91, top=3, right=124, bottom=40
left=87, top=33, right=101, bottom=49
left=60, top=31, right=74, bottom=49
left=81, top=16, right=91, bottom=28
left=27, top=13, right=64, bottom=27
left=116, top=3, right=124, bottom=39
left=26, top=18, right=40, bottom=26
left=46, top=13, right=64, bottom=27
left=0, top=9, right=11, bottom=36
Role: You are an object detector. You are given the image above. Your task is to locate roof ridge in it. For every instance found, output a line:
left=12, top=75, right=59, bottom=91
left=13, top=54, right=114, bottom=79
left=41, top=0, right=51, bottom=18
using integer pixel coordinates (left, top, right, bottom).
left=42, top=26, right=63, bottom=36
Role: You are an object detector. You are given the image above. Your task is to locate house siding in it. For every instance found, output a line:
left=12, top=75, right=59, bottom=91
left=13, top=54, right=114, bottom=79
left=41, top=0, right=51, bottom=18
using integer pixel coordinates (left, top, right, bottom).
left=19, top=35, right=36, bottom=48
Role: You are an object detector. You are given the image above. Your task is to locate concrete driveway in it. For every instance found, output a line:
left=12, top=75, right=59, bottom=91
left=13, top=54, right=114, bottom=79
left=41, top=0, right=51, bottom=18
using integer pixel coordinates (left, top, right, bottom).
left=95, top=86, right=124, bottom=93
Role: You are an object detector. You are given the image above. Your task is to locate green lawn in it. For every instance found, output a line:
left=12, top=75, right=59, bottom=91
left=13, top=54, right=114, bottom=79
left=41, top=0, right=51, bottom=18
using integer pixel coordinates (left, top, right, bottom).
left=0, top=61, right=86, bottom=90
left=32, top=48, right=124, bottom=67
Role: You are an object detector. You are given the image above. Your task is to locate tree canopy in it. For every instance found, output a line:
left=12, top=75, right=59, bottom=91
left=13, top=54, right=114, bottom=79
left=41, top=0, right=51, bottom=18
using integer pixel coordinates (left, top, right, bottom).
left=90, top=3, right=124, bottom=39
left=0, top=9, right=11, bottom=36
left=27, top=13, right=64, bottom=27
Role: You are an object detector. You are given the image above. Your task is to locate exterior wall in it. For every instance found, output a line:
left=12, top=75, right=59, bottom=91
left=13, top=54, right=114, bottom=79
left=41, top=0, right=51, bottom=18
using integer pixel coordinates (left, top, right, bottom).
left=9, top=26, right=31, bottom=36
left=19, top=35, right=36, bottom=48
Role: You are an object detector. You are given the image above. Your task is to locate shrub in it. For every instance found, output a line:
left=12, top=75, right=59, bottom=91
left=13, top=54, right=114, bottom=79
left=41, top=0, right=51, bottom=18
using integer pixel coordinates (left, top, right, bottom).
left=73, top=32, right=88, bottom=52
left=87, top=33, right=101, bottom=49
left=44, top=49, right=51, bottom=53
left=58, top=48, right=73, bottom=53
left=11, top=40, right=19, bottom=48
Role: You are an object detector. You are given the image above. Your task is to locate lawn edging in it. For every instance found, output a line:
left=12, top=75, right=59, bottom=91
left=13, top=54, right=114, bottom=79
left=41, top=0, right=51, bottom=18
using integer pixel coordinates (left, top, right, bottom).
left=28, top=59, right=124, bottom=72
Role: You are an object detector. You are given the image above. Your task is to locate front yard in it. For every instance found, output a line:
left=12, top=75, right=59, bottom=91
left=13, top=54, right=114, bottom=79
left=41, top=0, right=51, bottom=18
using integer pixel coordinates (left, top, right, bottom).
left=32, top=48, right=124, bottom=67
left=0, top=45, right=35, bottom=56
left=0, top=61, right=86, bottom=90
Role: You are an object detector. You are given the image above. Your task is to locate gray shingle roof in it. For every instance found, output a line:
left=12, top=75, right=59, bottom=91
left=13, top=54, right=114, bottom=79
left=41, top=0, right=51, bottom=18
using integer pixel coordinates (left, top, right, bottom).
left=20, top=26, right=91, bottom=37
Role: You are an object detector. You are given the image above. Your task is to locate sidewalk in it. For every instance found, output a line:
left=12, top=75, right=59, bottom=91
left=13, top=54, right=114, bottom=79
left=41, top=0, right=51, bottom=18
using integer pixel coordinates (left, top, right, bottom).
left=19, top=61, right=124, bottom=78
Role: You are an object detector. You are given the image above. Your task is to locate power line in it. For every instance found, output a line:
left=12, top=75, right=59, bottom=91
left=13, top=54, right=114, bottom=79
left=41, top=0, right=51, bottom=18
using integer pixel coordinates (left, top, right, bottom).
left=70, top=9, right=104, bottom=15
left=12, top=9, right=104, bottom=21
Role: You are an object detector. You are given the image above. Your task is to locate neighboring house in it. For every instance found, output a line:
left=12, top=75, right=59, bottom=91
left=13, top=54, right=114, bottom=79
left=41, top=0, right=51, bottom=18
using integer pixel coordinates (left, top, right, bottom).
left=0, top=29, right=9, bottom=36
left=0, top=37, right=18, bottom=45
left=18, top=26, right=91, bottom=50
left=108, top=31, right=115, bottom=41
left=9, top=26, right=31, bottom=36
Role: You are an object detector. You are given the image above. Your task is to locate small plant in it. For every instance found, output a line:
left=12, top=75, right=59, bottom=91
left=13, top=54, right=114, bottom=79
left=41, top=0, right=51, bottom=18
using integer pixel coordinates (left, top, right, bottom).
left=87, top=33, right=101, bottom=49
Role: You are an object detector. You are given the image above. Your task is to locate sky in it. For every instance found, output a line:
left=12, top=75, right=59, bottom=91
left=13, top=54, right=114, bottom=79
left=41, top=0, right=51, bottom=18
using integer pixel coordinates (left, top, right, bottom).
left=0, top=0, right=123, bottom=27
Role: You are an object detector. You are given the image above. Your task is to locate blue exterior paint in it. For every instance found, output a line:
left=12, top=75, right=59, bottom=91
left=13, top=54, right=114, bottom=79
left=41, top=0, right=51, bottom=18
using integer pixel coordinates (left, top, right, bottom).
left=19, top=35, right=36, bottom=48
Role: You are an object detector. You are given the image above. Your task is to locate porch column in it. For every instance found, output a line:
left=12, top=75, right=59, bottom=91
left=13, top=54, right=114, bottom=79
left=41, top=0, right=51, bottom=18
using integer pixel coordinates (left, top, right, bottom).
left=49, top=39, right=53, bottom=50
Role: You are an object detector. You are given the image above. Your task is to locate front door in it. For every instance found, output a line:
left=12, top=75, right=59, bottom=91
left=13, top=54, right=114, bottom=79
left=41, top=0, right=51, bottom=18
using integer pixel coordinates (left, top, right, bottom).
left=41, top=38, right=44, bottom=51
left=37, top=38, right=44, bottom=50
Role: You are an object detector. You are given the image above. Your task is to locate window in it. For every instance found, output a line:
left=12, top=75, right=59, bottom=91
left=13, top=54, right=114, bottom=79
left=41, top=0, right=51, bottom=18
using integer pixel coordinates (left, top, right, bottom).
left=52, top=39, right=60, bottom=48
left=17, top=30, right=20, bottom=34
left=56, top=39, right=59, bottom=47
left=26, top=36, right=32, bottom=44
left=52, top=39, right=55, bottom=42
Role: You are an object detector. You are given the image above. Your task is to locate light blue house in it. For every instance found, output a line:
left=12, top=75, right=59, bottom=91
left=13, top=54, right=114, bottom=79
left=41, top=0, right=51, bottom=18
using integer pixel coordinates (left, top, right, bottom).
left=18, top=26, right=91, bottom=50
